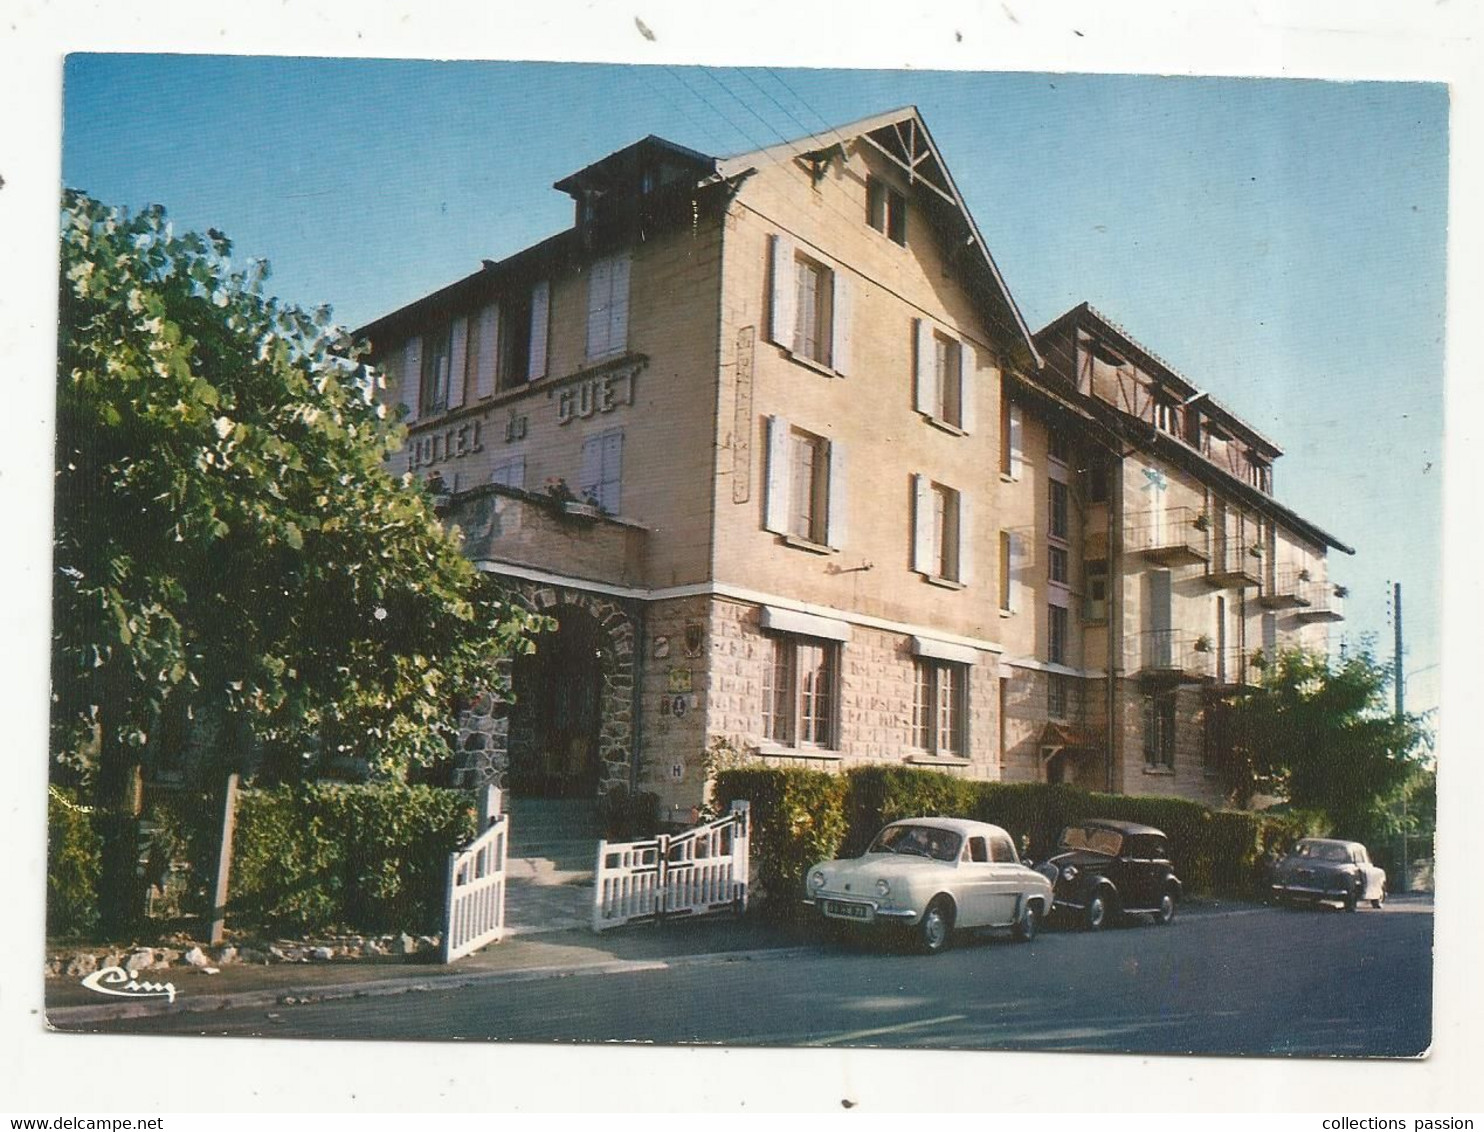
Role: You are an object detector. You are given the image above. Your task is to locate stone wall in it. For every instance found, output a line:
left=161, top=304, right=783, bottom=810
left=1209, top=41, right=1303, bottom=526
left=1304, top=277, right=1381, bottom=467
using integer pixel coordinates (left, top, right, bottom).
left=450, top=578, right=639, bottom=799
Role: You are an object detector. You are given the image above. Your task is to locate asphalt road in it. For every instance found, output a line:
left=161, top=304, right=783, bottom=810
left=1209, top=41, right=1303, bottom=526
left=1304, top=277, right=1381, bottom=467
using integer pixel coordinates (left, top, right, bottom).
left=79, top=898, right=1432, bottom=1056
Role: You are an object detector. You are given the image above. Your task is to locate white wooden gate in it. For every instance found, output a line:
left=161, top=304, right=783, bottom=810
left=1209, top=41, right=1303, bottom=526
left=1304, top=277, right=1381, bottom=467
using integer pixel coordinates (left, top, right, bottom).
left=441, top=786, right=508, bottom=963
left=593, top=800, right=750, bottom=932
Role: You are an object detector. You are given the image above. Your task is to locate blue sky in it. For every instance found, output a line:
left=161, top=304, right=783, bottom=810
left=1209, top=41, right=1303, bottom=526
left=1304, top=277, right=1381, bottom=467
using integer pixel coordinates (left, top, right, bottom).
left=62, top=55, right=1448, bottom=715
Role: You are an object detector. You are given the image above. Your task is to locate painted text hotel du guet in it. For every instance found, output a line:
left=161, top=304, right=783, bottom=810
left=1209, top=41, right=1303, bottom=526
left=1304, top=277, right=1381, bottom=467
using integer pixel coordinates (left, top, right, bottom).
left=360, top=107, right=1350, bottom=824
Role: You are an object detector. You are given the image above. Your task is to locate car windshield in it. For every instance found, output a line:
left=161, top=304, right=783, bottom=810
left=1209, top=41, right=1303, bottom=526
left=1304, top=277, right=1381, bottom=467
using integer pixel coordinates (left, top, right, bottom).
left=1058, top=825, right=1123, bottom=856
left=1293, top=841, right=1351, bottom=862
left=868, top=824, right=963, bottom=862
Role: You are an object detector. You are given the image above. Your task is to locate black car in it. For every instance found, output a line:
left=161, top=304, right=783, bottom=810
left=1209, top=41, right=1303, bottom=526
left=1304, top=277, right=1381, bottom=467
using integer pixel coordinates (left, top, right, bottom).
left=1035, top=819, right=1182, bottom=930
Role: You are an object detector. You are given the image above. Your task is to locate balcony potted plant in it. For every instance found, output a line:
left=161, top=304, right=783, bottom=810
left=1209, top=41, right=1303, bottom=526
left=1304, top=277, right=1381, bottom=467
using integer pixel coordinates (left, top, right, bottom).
left=1192, top=511, right=1211, bottom=532
left=1333, top=584, right=1349, bottom=599
left=1193, top=633, right=1212, bottom=653
left=1297, top=567, right=1312, bottom=582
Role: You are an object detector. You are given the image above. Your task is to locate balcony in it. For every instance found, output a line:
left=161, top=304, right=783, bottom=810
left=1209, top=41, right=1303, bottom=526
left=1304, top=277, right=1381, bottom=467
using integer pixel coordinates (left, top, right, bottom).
left=1207, top=538, right=1263, bottom=588
left=1208, top=644, right=1261, bottom=690
left=1126, top=507, right=1209, bottom=567
left=1259, top=565, right=1313, bottom=610
left=442, top=484, right=649, bottom=588
left=1295, top=582, right=1346, bottom=623
left=1137, top=629, right=1214, bottom=683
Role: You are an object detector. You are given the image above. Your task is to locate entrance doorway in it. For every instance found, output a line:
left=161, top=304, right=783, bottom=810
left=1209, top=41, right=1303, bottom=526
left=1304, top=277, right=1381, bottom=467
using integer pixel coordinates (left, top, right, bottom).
left=509, top=605, right=605, bottom=799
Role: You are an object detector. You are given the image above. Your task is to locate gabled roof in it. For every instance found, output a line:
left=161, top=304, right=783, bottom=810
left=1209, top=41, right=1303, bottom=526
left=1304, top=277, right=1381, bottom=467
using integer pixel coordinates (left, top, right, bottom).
left=716, top=106, right=1041, bottom=365
left=1039, top=302, right=1283, bottom=458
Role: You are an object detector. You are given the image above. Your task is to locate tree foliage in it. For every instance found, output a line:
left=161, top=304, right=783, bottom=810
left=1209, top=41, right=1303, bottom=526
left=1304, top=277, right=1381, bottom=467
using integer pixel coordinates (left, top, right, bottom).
left=1223, top=648, right=1430, bottom=837
left=54, top=192, right=545, bottom=929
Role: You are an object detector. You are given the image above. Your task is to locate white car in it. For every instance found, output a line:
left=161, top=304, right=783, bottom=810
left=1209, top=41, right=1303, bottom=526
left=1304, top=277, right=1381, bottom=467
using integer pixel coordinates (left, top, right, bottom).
left=803, top=818, right=1054, bottom=953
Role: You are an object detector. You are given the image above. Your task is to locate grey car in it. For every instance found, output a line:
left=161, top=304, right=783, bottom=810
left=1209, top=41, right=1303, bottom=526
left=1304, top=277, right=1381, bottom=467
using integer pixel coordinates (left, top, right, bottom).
left=1269, top=838, right=1387, bottom=911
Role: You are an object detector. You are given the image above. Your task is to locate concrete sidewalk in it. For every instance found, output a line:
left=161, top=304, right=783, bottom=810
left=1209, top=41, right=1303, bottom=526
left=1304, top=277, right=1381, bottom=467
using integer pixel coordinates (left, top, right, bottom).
left=45, top=913, right=816, bottom=1026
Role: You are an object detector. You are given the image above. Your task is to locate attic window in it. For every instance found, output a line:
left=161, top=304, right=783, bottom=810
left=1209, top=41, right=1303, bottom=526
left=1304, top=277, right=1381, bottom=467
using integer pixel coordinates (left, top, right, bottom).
left=867, top=177, right=907, bottom=245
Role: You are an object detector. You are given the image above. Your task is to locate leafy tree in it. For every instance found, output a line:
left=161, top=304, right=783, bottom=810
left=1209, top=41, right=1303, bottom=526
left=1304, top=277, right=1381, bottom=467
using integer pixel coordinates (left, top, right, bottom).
left=54, top=192, right=545, bottom=933
left=1222, top=647, right=1430, bottom=837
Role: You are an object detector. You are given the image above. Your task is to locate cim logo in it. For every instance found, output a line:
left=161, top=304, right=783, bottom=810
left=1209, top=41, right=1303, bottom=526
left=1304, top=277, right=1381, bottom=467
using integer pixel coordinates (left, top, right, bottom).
left=80, top=966, right=177, bottom=1004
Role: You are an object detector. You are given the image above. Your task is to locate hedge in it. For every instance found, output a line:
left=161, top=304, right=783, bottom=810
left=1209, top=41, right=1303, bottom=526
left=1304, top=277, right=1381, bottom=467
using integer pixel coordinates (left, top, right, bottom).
left=230, top=782, right=477, bottom=935
left=713, top=767, right=849, bottom=913
left=720, top=765, right=1328, bottom=912
left=47, top=785, right=102, bottom=937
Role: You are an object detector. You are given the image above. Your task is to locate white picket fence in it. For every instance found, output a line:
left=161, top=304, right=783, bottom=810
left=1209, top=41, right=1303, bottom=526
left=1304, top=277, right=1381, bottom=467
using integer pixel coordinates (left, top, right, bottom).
left=441, top=786, right=508, bottom=963
left=593, top=801, right=750, bottom=932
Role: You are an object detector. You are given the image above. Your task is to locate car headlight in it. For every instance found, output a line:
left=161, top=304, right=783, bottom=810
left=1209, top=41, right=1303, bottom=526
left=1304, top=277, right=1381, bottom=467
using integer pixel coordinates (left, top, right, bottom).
left=810, top=870, right=827, bottom=890
left=875, top=878, right=891, bottom=897
left=1060, top=865, right=1079, bottom=882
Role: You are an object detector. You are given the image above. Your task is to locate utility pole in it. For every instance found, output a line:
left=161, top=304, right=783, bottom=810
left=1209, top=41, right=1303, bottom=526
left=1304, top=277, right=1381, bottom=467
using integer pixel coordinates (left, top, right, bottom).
left=1393, top=582, right=1408, bottom=893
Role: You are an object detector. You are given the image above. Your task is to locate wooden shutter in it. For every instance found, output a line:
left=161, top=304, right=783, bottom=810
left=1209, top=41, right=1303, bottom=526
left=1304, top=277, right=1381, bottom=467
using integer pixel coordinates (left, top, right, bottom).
left=585, top=258, right=611, bottom=359
left=913, top=319, right=933, bottom=416
left=602, top=429, right=624, bottom=514
left=528, top=281, right=550, bottom=381
left=1007, top=403, right=1024, bottom=480
left=912, top=473, right=933, bottom=574
left=608, top=254, right=631, bottom=356
left=1262, top=612, right=1278, bottom=658
left=830, top=272, right=852, bottom=375
left=472, top=303, right=499, bottom=399
left=768, top=234, right=796, bottom=349
left=826, top=439, right=846, bottom=549
left=959, top=340, right=974, bottom=433
left=764, top=415, right=791, bottom=535
left=579, top=435, right=601, bottom=500
left=957, top=491, right=972, bottom=585
left=447, top=316, right=468, bottom=410
left=401, top=336, right=422, bottom=423
left=1008, top=531, right=1024, bottom=613
left=1150, top=569, right=1173, bottom=667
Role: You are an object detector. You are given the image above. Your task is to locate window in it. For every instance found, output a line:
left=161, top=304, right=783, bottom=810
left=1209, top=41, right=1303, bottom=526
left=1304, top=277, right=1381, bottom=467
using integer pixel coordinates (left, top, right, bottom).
left=764, top=416, right=844, bottom=549
left=497, top=290, right=534, bottom=390
left=965, top=836, right=988, bottom=863
left=793, top=255, right=833, bottom=365
left=768, top=235, right=851, bottom=374
left=1049, top=545, right=1069, bottom=586
left=586, top=254, right=631, bottom=361
left=762, top=634, right=838, bottom=749
left=1143, top=690, right=1176, bottom=769
left=989, top=832, right=1017, bottom=863
left=1047, top=425, right=1070, bottom=464
left=578, top=428, right=623, bottom=514
left=914, top=321, right=966, bottom=430
left=1049, top=479, right=1070, bottom=540
left=420, top=323, right=453, bottom=416
left=1048, top=604, right=1069, bottom=665
left=1048, top=673, right=1069, bottom=720
left=1086, top=462, right=1108, bottom=504
left=1153, top=395, right=1178, bottom=436
left=914, top=659, right=967, bottom=756
left=789, top=429, right=830, bottom=544
left=1001, top=397, right=1023, bottom=480
left=1084, top=559, right=1108, bottom=621
left=999, top=530, right=1020, bottom=613
left=913, top=476, right=966, bottom=583
left=867, top=176, right=907, bottom=244
left=490, top=456, right=526, bottom=490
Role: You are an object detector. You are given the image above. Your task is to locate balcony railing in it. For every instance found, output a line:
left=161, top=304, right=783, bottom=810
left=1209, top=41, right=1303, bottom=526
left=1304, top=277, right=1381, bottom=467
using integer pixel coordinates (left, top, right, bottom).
left=1138, top=629, right=1214, bottom=682
left=1207, top=537, right=1263, bottom=588
left=1126, top=507, right=1209, bottom=567
left=1259, top=564, right=1313, bottom=609
left=1209, top=644, right=1261, bottom=689
left=1295, top=582, right=1346, bottom=623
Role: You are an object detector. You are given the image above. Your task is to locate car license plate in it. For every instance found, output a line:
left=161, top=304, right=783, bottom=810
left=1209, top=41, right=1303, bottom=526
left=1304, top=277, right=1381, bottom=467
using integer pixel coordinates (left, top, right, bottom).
left=825, top=900, right=871, bottom=921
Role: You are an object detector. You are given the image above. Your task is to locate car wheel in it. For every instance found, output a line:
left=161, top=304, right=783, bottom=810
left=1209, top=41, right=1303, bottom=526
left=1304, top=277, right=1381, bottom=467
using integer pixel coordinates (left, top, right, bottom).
left=1155, top=889, right=1177, bottom=926
left=1014, top=901, right=1040, bottom=943
left=917, top=897, right=954, bottom=955
left=1085, top=890, right=1112, bottom=931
